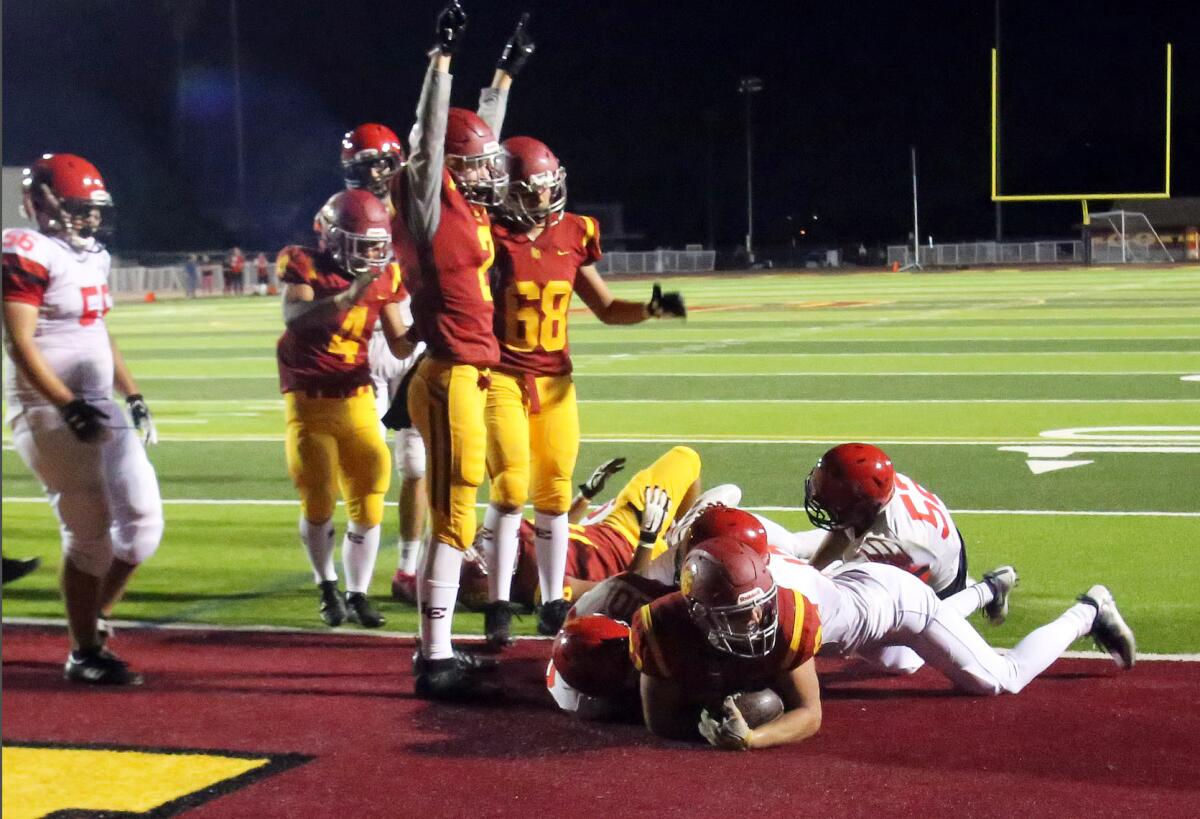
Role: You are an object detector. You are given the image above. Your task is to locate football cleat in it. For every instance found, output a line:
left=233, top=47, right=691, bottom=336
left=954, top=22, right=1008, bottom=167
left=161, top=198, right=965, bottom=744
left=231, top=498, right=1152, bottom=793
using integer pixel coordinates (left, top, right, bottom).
left=391, top=569, right=418, bottom=605
left=318, top=580, right=347, bottom=627
left=484, top=600, right=515, bottom=649
left=345, top=592, right=385, bottom=628
left=1078, top=585, right=1136, bottom=670
left=64, top=647, right=143, bottom=686
left=981, top=566, right=1018, bottom=626
left=2, top=555, right=40, bottom=585
left=411, top=643, right=499, bottom=674
left=537, top=598, right=572, bottom=637
left=414, top=656, right=504, bottom=702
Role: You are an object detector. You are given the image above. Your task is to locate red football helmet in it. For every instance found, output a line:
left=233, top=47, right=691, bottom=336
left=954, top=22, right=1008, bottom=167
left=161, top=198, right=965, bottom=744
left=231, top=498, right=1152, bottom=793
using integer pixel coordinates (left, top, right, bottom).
left=804, top=443, right=895, bottom=532
left=314, top=189, right=393, bottom=275
left=499, top=136, right=566, bottom=229
left=341, top=123, right=405, bottom=198
left=22, top=153, right=114, bottom=249
left=684, top=505, right=769, bottom=557
left=551, top=614, right=634, bottom=697
left=444, top=108, right=508, bottom=208
left=680, top=536, right=778, bottom=658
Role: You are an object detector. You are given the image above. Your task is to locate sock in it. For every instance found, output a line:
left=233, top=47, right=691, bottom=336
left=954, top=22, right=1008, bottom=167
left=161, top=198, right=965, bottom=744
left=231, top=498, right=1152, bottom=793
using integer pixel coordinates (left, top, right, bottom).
left=399, top=539, right=423, bottom=574
left=300, top=517, right=337, bottom=584
left=489, top=507, right=522, bottom=602
left=342, top=522, right=381, bottom=594
left=534, top=511, right=569, bottom=604
left=478, top=504, right=501, bottom=593
left=418, top=539, right=463, bottom=660
left=944, top=579, right=993, bottom=619
left=1001, top=602, right=1096, bottom=692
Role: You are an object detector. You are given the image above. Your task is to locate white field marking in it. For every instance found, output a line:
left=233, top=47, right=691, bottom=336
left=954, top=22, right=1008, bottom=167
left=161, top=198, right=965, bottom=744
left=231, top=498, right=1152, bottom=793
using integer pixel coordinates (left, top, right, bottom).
left=5, top=496, right=1196, bottom=517
left=2, top=616, right=1196, bottom=661
left=1039, top=426, right=1200, bottom=442
left=1003, top=446, right=1200, bottom=457
left=1025, top=459, right=1094, bottom=475
left=136, top=370, right=1195, bottom=379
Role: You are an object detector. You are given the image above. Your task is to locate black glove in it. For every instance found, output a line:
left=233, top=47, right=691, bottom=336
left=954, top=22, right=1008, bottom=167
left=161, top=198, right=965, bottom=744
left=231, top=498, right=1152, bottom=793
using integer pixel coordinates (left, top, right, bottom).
left=60, top=399, right=109, bottom=442
left=126, top=394, right=158, bottom=445
left=434, top=0, right=469, bottom=55
left=497, top=12, right=535, bottom=76
left=578, top=457, right=626, bottom=499
left=647, top=284, right=687, bottom=319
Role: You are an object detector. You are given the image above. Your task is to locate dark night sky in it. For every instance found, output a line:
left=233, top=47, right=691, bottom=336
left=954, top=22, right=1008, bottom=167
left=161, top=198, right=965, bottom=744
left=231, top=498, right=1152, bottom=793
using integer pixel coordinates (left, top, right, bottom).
left=3, top=0, right=1194, bottom=253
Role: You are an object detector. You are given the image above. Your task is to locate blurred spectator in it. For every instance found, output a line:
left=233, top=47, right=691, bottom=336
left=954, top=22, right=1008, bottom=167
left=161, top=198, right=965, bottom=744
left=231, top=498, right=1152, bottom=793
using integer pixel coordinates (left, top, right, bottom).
left=254, top=252, right=270, bottom=296
left=200, top=254, right=214, bottom=294
left=228, top=247, right=245, bottom=295
left=184, top=254, right=199, bottom=298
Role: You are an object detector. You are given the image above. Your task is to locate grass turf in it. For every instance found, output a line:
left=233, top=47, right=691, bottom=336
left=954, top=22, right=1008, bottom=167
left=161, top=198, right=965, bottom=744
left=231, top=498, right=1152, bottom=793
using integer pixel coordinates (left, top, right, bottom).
left=4, top=265, right=1199, bottom=651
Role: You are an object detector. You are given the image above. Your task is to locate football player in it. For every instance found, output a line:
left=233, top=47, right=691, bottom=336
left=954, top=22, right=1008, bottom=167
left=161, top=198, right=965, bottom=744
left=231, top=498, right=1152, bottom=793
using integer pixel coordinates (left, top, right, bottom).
left=276, top=189, right=412, bottom=630
left=391, top=2, right=535, bottom=700
left=480, top=135, right=687, bottom=645
left=3, top=154, right=164, bottom=685
left=461, top=447, right=702, bottom=619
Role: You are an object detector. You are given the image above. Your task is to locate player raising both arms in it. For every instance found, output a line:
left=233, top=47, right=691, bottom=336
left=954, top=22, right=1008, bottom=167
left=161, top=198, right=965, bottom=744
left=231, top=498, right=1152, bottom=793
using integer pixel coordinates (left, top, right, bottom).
left=480, top=135, right=687, bottom=647
left=3, top=154, right=164, bottom=685
left=394, top=2, right=534, bottom=700
left=276, top=189, right=411, bottom=630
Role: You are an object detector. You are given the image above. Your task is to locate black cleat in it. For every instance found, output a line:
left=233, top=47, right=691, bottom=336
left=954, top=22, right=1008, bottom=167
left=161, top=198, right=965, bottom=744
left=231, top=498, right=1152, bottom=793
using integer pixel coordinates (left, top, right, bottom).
left=345, top=592, right=385, bottom=628
left=414, top=656, right=503, bottom=702
left=537, top=598, right=572, bottom=636
left=64, top=647, right=143, bottom=686
left=318, top=580, right=346, bottom=627
left=2, top=556, right=40, bottom=585
left=411, top=642, right=499, bottom=674
left=484, top=600, right=515, bottom=649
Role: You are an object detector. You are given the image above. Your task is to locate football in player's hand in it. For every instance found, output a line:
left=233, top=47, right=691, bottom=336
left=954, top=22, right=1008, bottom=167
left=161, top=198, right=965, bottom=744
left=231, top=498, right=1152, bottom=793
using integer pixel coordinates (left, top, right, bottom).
left=730, top=688, right=785, bottom=728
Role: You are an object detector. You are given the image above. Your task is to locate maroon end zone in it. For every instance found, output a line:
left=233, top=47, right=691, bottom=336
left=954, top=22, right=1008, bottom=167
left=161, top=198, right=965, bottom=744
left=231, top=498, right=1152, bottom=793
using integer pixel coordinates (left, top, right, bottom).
left=4, top=624, right=1198, bottom=818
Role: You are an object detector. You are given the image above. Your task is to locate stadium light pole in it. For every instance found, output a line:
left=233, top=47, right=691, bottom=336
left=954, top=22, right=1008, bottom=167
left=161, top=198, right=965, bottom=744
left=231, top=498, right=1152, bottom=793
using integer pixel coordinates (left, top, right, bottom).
left=738, top=76, right=764, bottom=264
left=230, top=0, right=247, bottom=241
left=994, top=0, right=1003, bottom=241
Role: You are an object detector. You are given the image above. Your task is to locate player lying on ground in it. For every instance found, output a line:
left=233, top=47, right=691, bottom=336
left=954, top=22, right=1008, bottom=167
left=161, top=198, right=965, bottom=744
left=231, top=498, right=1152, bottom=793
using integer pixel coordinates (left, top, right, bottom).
left=3, top=154, right=163, bottom=685
left=480, top=134, right=686, bottom=644
left=552, top=504, right=1136, bottom=749
left=459, top=447, right=703, bottom=618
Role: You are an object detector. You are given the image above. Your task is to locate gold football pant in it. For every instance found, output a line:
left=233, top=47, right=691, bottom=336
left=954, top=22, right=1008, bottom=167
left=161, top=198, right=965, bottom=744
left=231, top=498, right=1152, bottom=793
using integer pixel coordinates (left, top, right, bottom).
left=604, top=445, right=702, bottom=558
left=407, top=358, right=489, bottom=551
left=284, top=388, right=390, bottom=526
left=486, top=371, right=579, bottom=515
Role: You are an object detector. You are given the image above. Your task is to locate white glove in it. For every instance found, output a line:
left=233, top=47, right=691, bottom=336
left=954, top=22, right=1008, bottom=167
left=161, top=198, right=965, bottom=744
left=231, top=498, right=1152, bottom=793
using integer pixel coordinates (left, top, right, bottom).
left=126, top=394, right=158, bottom=446
left=698, top=696, right=754, bottom=751
left=639, top=485, right=671, bottom=546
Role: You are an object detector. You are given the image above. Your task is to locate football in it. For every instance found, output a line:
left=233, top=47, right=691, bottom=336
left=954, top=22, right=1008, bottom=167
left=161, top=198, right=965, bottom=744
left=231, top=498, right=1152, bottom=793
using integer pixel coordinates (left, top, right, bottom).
left=731, top=688, right=785, bottom=728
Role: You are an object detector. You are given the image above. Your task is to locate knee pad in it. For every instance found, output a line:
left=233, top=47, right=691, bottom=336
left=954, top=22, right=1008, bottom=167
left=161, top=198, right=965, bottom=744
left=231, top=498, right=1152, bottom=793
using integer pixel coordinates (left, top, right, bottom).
left=346, top=493, right=385, bottom=528
left=300, top=490, right=337, bottom=525
left=397, top=429, right=426, bottom=480
left=489, top=470, right=529, bottom=510
left=531, top=479, right=572, bottom=516
left=110, top=509, right=165, bottom=567
left=64, top=538, right=114, bottom=578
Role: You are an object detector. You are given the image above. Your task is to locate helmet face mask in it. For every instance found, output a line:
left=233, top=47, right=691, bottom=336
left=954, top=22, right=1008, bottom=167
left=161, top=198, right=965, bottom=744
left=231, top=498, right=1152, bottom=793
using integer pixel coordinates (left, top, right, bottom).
left=447, top=146, right=509, bottom=208
left=344, top=154, right=403, bottom=198
left=341, top=123, right=405, bottom=199
left=23, top=155, right=115, bottom=250
left=315, top=190, right=394, bottom=276
left=688, top=585, right=779, bottom=658
left=503, top=166, right=566, bottom=229
left=804, top=443, right=895, bottom=532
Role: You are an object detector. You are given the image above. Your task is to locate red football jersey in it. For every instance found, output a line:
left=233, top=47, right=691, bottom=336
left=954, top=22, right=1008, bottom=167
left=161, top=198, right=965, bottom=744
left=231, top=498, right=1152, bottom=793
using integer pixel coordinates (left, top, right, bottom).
left=511, top=517, right=636, bottom=602
left=275, top=246, right=406, bottom=395
left=397, top=168, right=500, bottom=368
left=492, top=213, right=602, bottom=376
left=630, top=588, right=822, bottom=703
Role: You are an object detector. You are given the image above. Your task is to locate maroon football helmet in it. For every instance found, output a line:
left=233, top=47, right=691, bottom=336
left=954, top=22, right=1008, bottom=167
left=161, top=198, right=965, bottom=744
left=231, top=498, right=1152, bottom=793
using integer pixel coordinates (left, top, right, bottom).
left=499, top=136, right=566, bottom=229
left=804, top=443, right=895, bottom=532
left=685, top=505, right=769, bottom=557
left=22, top=153, right=114, bottom=249
left=314, top=189, right=393, bottom=275
left=341, top=123, right=405, bottom=197
left=444, top=108, right=508, bottom=208
left=551, top=614, right=634, bottom=697
left=680, top=536, right=778, bottom=658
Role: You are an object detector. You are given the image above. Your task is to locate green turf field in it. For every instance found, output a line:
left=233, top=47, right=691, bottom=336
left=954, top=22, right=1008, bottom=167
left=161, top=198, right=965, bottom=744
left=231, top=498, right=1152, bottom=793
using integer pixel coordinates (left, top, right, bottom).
left=4, top=266, right=1199, bottom=653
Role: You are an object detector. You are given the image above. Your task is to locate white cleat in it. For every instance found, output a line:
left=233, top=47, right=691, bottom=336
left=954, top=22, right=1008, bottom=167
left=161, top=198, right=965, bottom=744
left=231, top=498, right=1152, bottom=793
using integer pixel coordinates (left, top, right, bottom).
left=981, top=566, right=1018, bottom=626
left=1079, top=585, right=1136, bottom=670
left=666, top=484, right=743, bottom=550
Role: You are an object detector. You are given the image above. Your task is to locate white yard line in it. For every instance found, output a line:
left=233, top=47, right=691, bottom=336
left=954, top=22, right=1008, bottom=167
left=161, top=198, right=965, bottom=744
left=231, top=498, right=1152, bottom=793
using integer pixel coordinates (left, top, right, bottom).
left=135, top=371, right=1194, bottom=379
left=2, top=616, right=1195, bottom=661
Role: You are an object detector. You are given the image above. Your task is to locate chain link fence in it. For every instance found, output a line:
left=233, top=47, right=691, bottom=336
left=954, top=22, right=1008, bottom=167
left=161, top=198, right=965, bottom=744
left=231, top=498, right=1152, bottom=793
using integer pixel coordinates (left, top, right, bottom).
left=887, top=241, right=1085, bottom=268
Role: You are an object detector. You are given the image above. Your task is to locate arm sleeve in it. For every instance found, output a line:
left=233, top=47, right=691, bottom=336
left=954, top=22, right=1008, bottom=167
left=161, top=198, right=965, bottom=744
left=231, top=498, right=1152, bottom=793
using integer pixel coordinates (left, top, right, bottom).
left=476, top=85, right=510, bottom=138
left=405, top=65, right=452, bottom=242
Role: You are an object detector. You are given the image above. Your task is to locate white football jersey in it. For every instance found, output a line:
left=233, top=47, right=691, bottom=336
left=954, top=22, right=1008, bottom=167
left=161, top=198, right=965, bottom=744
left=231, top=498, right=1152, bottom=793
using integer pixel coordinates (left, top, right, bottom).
left=2, top=228, right=115, bottom=417
left=844, top=472, right=963, bottom=593
left=367, top=301, right=423, bottom=420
